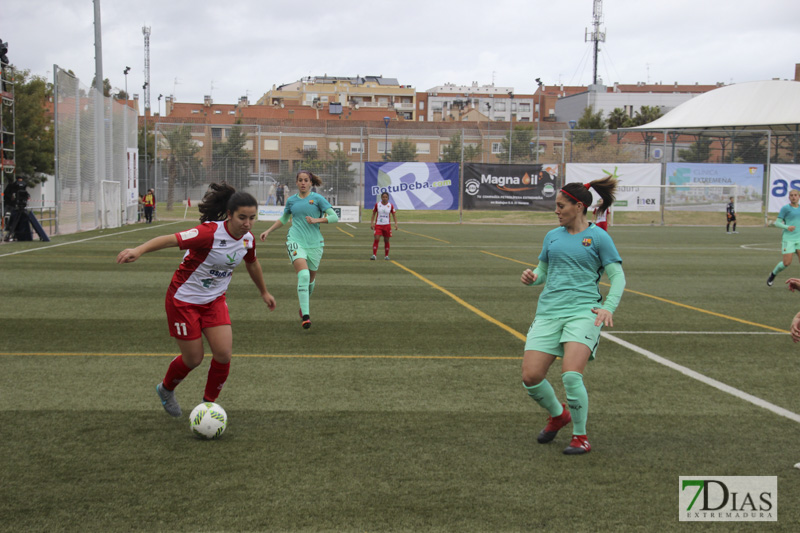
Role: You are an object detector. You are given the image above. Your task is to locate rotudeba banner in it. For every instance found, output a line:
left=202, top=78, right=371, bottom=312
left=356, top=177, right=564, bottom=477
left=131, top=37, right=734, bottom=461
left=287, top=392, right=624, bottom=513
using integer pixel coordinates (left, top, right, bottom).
left=462, top=163, right=559, bottom=210
left=364, top=162, right=460, bottom=210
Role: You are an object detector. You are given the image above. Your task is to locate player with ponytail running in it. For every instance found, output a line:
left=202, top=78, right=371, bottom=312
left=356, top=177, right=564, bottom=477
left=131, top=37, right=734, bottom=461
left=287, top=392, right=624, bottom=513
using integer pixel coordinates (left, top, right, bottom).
left=260, top=170, right=339, bottom=329
left=117, top=183, right=277, bottom=418
left=520, top=177, right=625, bottom=455
left=767, top=189, right=800, bottom=287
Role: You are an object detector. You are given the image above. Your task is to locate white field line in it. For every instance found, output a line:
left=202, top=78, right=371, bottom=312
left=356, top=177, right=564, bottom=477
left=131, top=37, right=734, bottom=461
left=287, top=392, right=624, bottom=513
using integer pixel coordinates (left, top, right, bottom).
left=611, top=331, right=784, bottom=335
left=0, top=222, right=183, bottom=258
left=602, top=332, right=800, bottom=424
left=346, top=223, right=358, bottom=229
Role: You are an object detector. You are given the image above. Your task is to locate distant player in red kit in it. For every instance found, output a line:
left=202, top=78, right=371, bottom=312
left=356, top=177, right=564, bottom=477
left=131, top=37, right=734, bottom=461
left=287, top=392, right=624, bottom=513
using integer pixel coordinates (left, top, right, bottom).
left=370, top=192, right=398, bottom=260
left=117, top=183, right=277, bottom=417
left=593, top=198, right=609, bottom=231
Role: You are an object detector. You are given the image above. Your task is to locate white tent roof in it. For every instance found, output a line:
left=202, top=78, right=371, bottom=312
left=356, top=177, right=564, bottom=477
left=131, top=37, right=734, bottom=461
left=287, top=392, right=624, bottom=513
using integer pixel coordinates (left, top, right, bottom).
left=628, top=80, right=800, bottom=134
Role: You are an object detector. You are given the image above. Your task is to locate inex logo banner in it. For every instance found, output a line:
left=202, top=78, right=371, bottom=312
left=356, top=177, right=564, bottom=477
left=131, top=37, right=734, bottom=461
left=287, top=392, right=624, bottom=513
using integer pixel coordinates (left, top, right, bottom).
left=679, top=476, right=776, bottom=522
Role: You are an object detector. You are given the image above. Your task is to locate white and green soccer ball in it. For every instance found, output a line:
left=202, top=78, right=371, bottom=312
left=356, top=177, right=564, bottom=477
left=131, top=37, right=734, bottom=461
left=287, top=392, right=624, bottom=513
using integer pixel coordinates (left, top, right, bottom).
left=189, top=402, right=227, bottom=439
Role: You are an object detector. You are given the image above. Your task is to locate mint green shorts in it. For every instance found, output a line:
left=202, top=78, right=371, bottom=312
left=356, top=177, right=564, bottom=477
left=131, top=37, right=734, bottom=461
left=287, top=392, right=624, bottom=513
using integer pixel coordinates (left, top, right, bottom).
left=782, top=238, right=800, bottom=254
left=524, top=312, right=602, bottom=360
left=286, top=241, right=323, bottom=271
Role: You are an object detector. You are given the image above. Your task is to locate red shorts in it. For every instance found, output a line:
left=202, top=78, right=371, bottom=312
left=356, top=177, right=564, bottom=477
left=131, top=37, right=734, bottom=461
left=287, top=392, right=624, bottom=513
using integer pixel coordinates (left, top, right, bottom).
left=165, top=293, right=230, bottom=340
left=596, top=221, right=608, bottom=231
left=374, top=224, right=392, bottom=238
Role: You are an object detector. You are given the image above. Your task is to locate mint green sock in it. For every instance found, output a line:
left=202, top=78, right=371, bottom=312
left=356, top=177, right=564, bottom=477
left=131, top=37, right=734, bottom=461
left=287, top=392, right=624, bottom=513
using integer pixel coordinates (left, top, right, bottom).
left=297, top=269, right=310, bottom=316
left=562, top=371, right=588, bottom=435
left=773, top=262, right=787, bottom=276
left=309, top=280, right=316, bottom=297
left=523, top=380, right=563, bottom=417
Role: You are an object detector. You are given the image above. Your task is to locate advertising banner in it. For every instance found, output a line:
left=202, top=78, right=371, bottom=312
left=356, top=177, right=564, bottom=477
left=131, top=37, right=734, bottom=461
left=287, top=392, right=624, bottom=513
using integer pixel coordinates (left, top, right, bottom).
left=364, top=162, right=459, bottom=210
left=566, top=164, right=661, bottom=211
left=126, top=148, right=139, bottom=207
left=768, top=164, right=800, bottom=212
left=462, top=163, right=559, bottom=211
left=667, top=163, right=763, bottom=212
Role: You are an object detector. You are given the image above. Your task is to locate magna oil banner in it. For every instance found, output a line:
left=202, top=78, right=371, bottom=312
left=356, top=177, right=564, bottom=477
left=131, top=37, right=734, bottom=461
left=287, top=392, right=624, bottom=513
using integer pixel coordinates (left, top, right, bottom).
left=463, top=163, right=559, bottom=210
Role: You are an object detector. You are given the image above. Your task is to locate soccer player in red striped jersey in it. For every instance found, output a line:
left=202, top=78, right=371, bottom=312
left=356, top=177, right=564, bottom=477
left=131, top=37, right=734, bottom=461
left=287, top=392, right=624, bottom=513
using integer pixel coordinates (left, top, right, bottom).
left=370, top=192, right=398, bottom=260
left=117, top=183, right=276, bottom=418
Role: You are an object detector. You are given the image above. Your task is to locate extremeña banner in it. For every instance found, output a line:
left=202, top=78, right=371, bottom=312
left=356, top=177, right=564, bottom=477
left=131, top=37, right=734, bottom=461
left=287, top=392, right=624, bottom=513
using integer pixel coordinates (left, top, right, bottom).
left=462, top=163, right=559, bottom=210
left=667, top=163, right=763, bottom=213
left=566, top=163, right=661, bottom=211
left=364, top=162, right=459, bottom=210
left=768, top=164, right=800, bottom=213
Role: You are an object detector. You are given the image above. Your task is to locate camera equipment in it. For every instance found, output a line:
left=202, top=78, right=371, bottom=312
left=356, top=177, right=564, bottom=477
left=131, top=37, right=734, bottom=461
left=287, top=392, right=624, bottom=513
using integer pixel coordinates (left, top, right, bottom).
left=0, top=39, right=8, bottom=66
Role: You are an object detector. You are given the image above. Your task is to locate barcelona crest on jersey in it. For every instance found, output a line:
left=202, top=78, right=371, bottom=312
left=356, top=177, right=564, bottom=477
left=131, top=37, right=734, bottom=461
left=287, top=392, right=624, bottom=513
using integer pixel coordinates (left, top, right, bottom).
left=582, top=238, right=592, bottom=247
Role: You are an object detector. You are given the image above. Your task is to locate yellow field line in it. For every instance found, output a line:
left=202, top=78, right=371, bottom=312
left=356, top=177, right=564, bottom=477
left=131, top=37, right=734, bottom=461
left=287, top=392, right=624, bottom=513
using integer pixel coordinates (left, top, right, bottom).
left=398, top=228, right=450, bottom=243
left=336, top=226, right=355, bottom=238
left=392, top=260, right=526, bottom=341
left=480, top=250, right=789, bottom=334
left=480, top=250, right=536, bottom=266
left=0, top=352, right=518, bottom=360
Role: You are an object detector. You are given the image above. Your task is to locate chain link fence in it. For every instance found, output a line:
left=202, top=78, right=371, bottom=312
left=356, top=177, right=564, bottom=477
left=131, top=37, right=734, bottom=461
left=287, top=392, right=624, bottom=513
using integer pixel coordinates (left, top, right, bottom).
left=54, top=66, right=138, bottom=234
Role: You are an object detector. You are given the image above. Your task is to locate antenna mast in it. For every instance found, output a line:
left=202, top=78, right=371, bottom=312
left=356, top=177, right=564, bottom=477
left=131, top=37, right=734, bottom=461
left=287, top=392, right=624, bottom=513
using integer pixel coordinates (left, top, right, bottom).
left=584, top=0, right=606, bottom=85
left=142, top=26, right=151, bottom=113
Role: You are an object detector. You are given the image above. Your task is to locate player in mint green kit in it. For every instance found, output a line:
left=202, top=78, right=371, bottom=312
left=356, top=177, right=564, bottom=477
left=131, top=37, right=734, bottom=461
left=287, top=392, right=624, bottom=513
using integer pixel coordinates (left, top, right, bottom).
left=520, top=177, right=625, bottom=455
left=767, top=189, right=800, bottom=286
left=260, top=170, right=338, bottom=328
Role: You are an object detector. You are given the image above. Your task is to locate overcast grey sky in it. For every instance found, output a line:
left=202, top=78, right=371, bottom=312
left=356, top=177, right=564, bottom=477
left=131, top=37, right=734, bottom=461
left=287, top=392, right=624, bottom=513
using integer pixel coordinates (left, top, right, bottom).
left=3, top=0, right=799, bottom=111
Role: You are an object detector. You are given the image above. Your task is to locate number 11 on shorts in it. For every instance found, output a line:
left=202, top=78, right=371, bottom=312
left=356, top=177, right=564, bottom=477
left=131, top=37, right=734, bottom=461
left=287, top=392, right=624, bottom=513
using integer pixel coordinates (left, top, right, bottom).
left=174, top=322, right=188, bottom=336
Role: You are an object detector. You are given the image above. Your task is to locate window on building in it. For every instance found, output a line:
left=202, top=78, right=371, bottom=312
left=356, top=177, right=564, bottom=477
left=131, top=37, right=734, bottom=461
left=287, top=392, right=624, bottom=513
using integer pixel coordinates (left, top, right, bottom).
left=519, top=103, right=531, bottom=112
left=419, top=116, right=425, bottom=121
left=191, top=109, right=200, bottom=114
left=491, top=142, right=503, bottom=154
left=419, top=101, right=425, bottom=110
left=378, top=141, right=392, bottom=154
left=350, top=142, right=363, bottom=154
left=211, top=128, right=222, bottom=140
left=495, top=102, right=506, bottom=111
left=329, top=141, right=343, bottom=151
left=214, top=110, right=222, bottom=114
left=416, top=143, right=430, bottom=154
left=431, top=102, right=443, bottom=111
left=264, top=139, right=278, bottom=151
left=303, top=140, right=317, bottom=151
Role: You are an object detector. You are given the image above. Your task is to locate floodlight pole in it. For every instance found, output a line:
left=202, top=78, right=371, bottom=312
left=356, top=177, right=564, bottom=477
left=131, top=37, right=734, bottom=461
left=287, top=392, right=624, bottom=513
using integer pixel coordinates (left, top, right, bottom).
left=508, top=93, right=513, bottom=164
left=535, top=79, right=544, bottom=163
left=383, top=116, right=390, bottom=161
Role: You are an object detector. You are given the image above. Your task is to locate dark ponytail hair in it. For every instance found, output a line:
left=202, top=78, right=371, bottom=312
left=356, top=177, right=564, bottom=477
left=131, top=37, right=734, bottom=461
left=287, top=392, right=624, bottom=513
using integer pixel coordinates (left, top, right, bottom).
left=560, top=177, right=617, bottom=215
left=198, top=182, right=258, bottom=222
left=297, top=170, right=322, bottom=187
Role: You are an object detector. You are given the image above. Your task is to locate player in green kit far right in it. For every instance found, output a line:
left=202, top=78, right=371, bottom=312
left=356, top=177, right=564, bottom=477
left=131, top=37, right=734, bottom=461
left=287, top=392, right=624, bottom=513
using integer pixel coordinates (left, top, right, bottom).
left=767, top=189, right=800, bottom=287
left=520, top=177, right=625, bottom=455
left=260, top=171, right=339, bottom=328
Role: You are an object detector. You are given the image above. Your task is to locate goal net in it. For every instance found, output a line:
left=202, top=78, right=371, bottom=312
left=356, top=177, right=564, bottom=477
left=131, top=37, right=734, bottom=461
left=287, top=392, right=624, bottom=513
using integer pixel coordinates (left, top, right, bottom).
left=101, top=180, right=121, bottom=229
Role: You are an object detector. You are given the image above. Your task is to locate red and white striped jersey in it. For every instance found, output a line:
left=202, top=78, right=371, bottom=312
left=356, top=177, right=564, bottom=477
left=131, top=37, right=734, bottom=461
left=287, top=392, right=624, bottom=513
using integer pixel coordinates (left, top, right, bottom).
left=373, top=201, right=396, bottom=225
left=168, top=221, right=257, bottom=304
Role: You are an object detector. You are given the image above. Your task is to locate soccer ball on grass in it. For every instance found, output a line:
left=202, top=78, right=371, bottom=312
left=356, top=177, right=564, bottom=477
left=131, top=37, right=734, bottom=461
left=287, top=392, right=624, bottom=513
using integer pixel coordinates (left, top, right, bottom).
left=189, top=402, right=227, bottom=439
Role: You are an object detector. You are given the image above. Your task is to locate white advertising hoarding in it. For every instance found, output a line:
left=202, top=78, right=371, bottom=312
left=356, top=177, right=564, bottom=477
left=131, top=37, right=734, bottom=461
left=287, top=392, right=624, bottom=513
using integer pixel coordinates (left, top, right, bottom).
left=566, top=163, right=661, bottom=211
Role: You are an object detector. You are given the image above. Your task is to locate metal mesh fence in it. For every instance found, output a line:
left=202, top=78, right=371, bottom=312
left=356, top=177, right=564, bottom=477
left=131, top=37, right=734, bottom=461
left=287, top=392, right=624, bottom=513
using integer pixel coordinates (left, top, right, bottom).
left=54, top=66, right=137, bottom=234
left=143, top=120, right=796, bottom=225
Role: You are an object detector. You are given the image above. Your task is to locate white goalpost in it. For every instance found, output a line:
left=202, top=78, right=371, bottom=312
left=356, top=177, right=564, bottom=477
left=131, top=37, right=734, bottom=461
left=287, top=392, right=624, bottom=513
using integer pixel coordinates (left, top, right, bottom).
left=101, top=180, right=122, bottom=229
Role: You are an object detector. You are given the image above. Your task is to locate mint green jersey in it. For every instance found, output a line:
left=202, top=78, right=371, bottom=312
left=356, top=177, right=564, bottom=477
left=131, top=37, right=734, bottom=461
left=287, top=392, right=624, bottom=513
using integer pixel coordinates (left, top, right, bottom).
left=535, top=223, right=622, bottom=319
left=777, top=204, right=800, bottom=242
left=284, top=192, right=333, bottom=248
